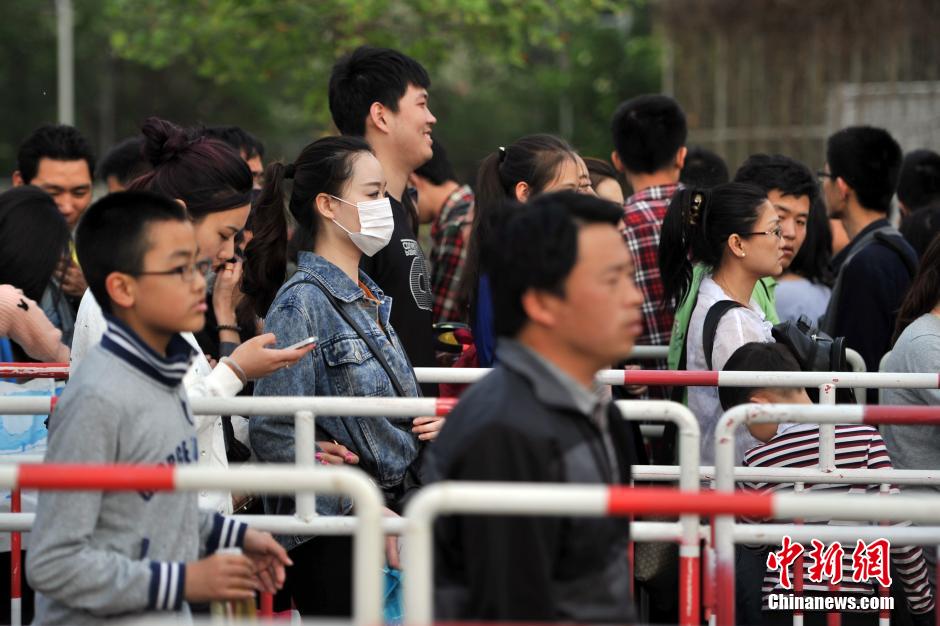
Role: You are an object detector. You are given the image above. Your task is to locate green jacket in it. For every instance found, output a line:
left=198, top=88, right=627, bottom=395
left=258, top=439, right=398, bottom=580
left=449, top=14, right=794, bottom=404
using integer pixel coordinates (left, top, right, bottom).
left=666, top=264, right=779, bottom=374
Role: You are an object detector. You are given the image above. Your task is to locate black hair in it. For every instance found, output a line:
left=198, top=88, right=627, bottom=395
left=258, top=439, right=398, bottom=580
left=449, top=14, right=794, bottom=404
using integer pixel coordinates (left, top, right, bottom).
left=16, top=124, right=95, bottom=183
left=129, top=117, right=253, bottom=221
left=484, top=191, right=624, bottom=338
left=733, top=153, right=818, bottom=202
left=610, top=94, right=687, bottom=174
left=413, top=138, right=457, bottom=185
left=0, top=187, right=70, bottom=302
left=328, top=46, right=431, bottom=137
left=582, top=156, right=623, bottom=191
left=202, top=125, right=265, bottom=159
left=242, top=136, right=373, bottom=317
left=900, top=205, right=940, bottom=260
left=893, top=231, right=940, bottom=345
left=462, top=134, right=577, bottom=316
left=658, top=182, right=769, bottom=307
left=787, top=195, right=834, bottom=285
left=681, top=146, right=729, bottom=189
left=897, top=149, right=940, bottom=211
left=826, top=126, right=902, bottom=214
left=75, top=191, right=189, bottom=315
left=718, top=342, right=802, bottom=410
left=97, top=137, right=151, bottom=188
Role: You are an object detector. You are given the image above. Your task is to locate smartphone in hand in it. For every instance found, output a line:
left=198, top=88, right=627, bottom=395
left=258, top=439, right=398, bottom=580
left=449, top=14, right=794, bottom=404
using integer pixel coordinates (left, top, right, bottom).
left=285, top=336, right=317, bottom=350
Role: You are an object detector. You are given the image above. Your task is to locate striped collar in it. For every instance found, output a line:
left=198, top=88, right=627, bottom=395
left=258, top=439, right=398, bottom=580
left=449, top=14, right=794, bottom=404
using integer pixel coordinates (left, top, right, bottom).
left=101, top=315, right=196, bottom=387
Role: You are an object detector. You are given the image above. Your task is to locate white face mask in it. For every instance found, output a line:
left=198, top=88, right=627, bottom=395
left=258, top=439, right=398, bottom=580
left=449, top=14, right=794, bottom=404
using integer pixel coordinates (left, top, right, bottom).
left=330, top=195, right=394, bottom=257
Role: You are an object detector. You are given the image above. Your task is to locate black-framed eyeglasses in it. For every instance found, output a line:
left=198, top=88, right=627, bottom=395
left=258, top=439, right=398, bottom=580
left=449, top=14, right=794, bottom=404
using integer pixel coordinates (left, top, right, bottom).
left=816, top=170, right=834, bottom=180
left=744, top=226, right=784, bottom=240
left=134, top=259, right=213, bottom=283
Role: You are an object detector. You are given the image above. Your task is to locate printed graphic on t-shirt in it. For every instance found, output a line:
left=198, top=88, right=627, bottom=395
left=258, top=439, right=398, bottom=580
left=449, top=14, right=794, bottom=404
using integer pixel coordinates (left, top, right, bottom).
left=402, top=239, right=433, bottom=311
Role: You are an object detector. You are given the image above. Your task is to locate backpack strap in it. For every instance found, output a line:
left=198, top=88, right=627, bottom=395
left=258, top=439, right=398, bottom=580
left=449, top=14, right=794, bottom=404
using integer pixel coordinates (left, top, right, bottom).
left=285, top=277, right=415, bottom=397
left=703, top=300, right=747, bottom=370
left=873, top=231, right=917, bottom=279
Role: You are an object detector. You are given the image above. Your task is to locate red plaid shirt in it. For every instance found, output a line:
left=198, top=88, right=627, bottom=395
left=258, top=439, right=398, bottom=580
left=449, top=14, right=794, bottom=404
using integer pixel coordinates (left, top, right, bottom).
left=622, top=183, right=681, bottom=347
left=430, top=184, right=475, bottom=323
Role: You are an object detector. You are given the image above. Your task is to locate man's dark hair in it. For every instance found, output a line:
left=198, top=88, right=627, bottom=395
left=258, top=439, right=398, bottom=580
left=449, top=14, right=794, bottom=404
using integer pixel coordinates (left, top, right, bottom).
left=413, top=138, right=457, bottom=185
left=610, top=94, right=687, bottom=174
left=484, top=191, right=623, bottom=338
left=76, top=191, right=188, bottom=315
left=16, top=124, right=95, bottom=183
left=826, top=126, right=902, bottom=214
left=97, top=137, right=151, bottom=187
left=718, top=342, right=802, bottom=410
left=734, top=153, right=818, bottom=202
left=202, top=125, right=265, bottom=159
left=328, top=46, right=431, bottom=137
left=897, top=149, right=940, bottom=211
left=680, top=146, right=729, bottom=189
left=0, top=186, right=70, bottom=302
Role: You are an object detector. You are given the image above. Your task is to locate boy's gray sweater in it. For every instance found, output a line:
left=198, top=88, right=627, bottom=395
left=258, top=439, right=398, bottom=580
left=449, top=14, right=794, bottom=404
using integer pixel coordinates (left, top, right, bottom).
left=27, top=317, right=246, bottom=625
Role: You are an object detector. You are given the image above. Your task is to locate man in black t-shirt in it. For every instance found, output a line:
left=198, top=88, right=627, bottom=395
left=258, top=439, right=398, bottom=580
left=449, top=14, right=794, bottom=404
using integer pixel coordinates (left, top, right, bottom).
left=329, top=46, right=438, bottom=377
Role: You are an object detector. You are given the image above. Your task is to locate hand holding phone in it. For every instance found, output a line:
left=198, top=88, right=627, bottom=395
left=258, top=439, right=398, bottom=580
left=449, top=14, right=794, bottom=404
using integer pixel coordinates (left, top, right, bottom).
left=286, top=336, right=317, bottom=350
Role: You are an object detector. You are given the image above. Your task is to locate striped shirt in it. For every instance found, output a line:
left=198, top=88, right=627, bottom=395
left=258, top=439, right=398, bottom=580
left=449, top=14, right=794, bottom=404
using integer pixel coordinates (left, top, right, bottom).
left=741, top=423, right=934, bottom=614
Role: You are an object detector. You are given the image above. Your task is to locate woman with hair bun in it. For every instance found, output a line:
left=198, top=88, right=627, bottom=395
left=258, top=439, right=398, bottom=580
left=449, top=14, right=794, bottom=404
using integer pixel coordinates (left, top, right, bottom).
left=70, top=117, right=318, bottom=514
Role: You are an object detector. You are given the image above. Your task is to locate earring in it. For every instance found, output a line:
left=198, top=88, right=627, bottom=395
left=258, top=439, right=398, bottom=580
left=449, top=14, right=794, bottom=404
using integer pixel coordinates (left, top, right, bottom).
left=740, top=252, right=747, bottom=258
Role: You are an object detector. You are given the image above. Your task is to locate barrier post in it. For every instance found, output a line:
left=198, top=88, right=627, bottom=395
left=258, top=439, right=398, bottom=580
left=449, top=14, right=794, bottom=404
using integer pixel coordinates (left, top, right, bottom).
left=818, top=383, right=836, bottom=472
left=294, top=410, right=316, bottom=521
left=10, top=488, right=20, bottom=626
left=793, top=482, right=805, bottom=626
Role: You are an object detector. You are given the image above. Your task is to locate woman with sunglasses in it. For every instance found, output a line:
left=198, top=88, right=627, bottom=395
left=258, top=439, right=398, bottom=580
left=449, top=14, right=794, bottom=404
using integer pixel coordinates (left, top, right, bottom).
left=659, top=182, right=784, bottom=465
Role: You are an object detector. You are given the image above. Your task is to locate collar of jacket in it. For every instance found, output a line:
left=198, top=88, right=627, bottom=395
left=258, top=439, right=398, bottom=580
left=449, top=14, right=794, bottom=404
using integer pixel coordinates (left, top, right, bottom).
left=101, top=314, right=196, bottom=387
left=295, top=251, right=387, bottom=304
left=496, top=338, right=602, bottom=416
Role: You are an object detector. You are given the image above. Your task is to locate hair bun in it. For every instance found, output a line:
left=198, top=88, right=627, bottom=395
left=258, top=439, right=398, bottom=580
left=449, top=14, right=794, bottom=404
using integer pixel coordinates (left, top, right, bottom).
left=140, top=117, right=190, bottom=167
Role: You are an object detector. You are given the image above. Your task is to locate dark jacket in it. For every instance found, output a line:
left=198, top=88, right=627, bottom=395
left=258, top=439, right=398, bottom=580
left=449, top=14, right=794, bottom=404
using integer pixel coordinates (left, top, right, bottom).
left=821, top=219, right=916, bottom=403
left=429, top=340, right=643, bottom=623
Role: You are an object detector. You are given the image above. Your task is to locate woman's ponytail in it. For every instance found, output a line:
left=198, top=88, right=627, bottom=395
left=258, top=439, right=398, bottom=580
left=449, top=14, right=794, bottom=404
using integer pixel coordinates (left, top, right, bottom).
left=242, top=161, right=290, bottom=318
left=659, top=187, right=702, bottom=308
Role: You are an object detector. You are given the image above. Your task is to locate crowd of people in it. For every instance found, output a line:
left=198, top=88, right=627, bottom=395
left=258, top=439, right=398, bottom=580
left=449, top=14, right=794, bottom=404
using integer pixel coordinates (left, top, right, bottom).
left=0, top=44, right=937, bottom=625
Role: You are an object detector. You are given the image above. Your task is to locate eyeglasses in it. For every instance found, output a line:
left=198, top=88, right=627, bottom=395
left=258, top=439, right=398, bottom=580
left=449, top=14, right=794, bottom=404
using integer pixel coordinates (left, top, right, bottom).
left=816, top=170, right=834, bottom=180
left=744, top=226, right=784, bottom=240
left=134, top=259, right=213, bottom=283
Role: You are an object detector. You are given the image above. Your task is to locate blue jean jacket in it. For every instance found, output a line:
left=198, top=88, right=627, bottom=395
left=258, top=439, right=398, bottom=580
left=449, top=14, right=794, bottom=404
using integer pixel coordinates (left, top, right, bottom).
left=250, top=252, right=420, bottom=550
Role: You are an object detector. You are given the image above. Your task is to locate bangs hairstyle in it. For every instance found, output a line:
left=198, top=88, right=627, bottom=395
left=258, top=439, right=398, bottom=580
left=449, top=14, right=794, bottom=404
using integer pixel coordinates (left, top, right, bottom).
left=129, top=117, right=253, bottom=220
left=718, top=342, right=802, bottom=410
left=610, top=94, right=687, bottom=174
left=0, top=186, right=70, bottom=302
left=328, top=46, right=431, bottom=137
left=483, top=191, right=623, bottom=338
left=76, top=191, right=189, bottom=315
left=734, top=153, right=818, bottom=202
left=17, top=124, right=95, bottom=183
left=826, top=126, right=902, bottom=214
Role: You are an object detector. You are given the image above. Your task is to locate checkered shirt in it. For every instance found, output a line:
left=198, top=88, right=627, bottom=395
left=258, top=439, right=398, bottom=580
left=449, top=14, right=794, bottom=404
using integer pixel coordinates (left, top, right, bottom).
left=430, top=184, right=475, bottom=323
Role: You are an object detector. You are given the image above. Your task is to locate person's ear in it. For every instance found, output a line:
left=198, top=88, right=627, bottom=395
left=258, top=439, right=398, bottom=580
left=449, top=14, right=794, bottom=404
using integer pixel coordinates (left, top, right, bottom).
left=610, top=151, right=624, bottom=173
left=727, top=233, right=747, bottom=259
left=408, top=172, right=426, bottom=193
left=105, top=272, right=137, bottom=310
left=173, top=198, right=187, bottom=210
left=835, top=177, right=851, bottom=203
left=11, top=171, right=24, bottom=187
left=520, top=288, right=559, bottom=328
left=514, top=181, right=531, bottom=202
left=898, top=201, right=910, bottom=219
left=314, top=193, right=337, bottom=220
left=748, top=392, right=773, bottom=405
left=675, top=146, right=688, bottom=170
left=367, top=101, right=391, bottom=135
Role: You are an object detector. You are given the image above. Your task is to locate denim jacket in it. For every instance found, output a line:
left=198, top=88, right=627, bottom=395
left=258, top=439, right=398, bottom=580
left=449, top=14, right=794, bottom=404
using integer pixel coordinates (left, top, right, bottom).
left=250, top=252, right=420, bottom=549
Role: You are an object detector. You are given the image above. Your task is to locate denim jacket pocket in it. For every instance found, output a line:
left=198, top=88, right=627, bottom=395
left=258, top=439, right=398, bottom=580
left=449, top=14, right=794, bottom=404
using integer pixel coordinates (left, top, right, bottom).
left=321, top=334, right=395, bottom=398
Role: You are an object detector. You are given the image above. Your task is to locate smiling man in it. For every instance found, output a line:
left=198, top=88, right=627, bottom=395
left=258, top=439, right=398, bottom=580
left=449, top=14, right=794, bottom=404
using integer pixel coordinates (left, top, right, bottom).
left=329, top=46, right=438, bottom=378
left=430, top=192, right=646, bottom=623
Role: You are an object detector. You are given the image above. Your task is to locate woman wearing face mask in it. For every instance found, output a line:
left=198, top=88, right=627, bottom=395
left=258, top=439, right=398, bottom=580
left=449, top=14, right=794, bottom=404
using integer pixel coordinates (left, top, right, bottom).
left=659, top=183, right=785, bottom=465
left=70, top=118, right=315, bottom=514
left=242, top=136, right=437, bottom=616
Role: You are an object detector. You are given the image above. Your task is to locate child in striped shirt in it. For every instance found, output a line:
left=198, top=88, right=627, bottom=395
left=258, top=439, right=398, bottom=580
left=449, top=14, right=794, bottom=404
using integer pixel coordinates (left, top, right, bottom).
left=720, top=342, right=934, bottom=626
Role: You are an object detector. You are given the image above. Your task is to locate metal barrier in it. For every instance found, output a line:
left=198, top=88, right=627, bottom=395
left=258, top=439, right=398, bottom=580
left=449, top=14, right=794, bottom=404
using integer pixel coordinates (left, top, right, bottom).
left=0, top=464, right=385, bottom=626
left=401, top=483, right=940, bottom=626
left=713, top=403, right=940, bottom=626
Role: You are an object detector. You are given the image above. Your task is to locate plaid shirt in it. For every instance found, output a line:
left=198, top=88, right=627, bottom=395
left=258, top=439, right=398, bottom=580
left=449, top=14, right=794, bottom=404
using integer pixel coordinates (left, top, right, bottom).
left=622, top=183, right=681, bottom=347
left=430, top=184, right=475, bottom=323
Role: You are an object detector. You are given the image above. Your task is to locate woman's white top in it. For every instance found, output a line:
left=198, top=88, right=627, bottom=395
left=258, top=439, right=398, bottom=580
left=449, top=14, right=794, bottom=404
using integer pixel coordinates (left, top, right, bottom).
left=70, top=290, right=243, bottom=514
left=686, top=276, right=775, bottom=465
